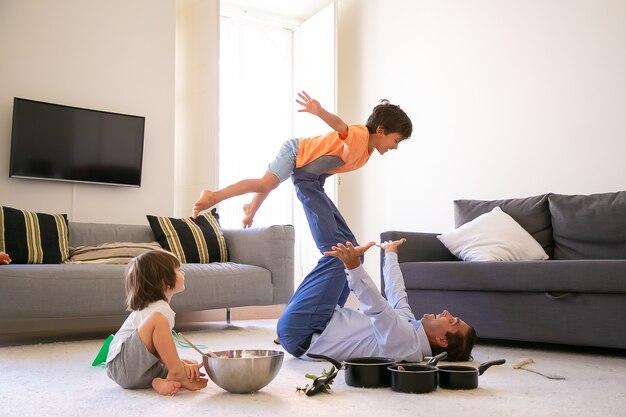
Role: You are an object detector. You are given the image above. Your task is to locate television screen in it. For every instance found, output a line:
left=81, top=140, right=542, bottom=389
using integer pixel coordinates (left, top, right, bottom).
left=9, top=98, right=145, bottom=187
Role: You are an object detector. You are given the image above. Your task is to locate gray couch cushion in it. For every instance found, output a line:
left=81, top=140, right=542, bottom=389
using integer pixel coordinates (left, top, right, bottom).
left=454, top=194, right=554, bottom=258
left=399, top=259, right=626, bottom=293
left=549, top=191, right=626, bottom=259
left=0, top=262, right=272, bottom=319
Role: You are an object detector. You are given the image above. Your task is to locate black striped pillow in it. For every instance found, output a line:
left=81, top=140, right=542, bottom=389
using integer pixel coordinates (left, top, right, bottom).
left=146, top=209, right=228, bottom=263
left=0, top=206, right=70, bottom=264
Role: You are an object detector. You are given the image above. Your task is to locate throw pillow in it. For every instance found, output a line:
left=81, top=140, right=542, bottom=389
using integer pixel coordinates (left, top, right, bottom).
left=0, top=205, right=70, bottom=264
left=454, top=194, right=554, bottom=258
left=146, top=209, right=228, bottom=263
left=70, top=241, right=163, bottom=264
left=437, top=207, right=549, bottom=261
left=549, top=191, right=626, bottom=259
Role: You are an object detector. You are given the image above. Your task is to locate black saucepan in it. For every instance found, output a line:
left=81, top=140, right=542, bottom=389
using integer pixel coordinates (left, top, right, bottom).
left=307, top=352, right=448, bottom=389
left=388, top=352, right=448, bottom=394
left=437, top=359, right=506, bottom=390
left=307, top=353, right=395, bottom=388
left=343, top=357, right=397, bottom=387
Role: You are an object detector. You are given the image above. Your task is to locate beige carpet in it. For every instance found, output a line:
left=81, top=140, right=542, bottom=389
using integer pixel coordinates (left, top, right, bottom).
left=1, top=320, right=625, bottom=417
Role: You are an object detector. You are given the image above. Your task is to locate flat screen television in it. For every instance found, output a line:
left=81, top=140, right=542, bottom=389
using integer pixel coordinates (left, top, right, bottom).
left=9, top=97, right=145, bottom=187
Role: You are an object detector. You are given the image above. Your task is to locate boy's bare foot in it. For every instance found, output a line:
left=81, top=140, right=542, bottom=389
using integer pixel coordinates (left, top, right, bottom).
left=242, top=203, right=255, bottom=229
left=152, top=377, right=182, bottom=396
left=193, top=190, right=218, bottom=218
left=377, top=238, right=406, bottom=253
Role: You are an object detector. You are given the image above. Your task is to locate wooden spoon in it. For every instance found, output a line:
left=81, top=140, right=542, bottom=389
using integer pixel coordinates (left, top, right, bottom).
left=513, top=357, right=565, bottom=380
left=178, top=332, right=220, bottom=358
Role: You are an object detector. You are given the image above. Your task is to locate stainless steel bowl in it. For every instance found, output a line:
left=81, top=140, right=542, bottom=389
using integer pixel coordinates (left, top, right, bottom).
left=202, top=349, right=284, bottom=393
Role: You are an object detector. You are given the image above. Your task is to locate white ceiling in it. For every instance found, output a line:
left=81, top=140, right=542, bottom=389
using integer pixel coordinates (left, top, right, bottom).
left=221, top=0, right=334, bottom=21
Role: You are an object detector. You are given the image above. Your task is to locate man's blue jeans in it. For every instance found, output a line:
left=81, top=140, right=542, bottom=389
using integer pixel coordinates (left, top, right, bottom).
left=276, top=170, right=359, bottom=358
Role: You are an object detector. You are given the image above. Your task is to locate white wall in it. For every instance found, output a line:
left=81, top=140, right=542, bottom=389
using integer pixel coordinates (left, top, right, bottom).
left=337, top=0, right=626, bottom=277
left=0, top=0, right=176, bottom=224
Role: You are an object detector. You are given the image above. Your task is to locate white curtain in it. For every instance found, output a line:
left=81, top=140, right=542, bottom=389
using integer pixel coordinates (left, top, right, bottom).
left=219, top=16, right=294, bottom=229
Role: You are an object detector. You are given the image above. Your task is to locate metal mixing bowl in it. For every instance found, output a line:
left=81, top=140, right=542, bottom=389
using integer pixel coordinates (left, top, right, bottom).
left=202, top=349, right=284, bottom=394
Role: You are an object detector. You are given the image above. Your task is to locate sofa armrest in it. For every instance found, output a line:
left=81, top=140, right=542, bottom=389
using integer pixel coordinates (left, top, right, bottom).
left=380, top=230, right=457, bottom=263
left=222, top=225, right=294, bottom=304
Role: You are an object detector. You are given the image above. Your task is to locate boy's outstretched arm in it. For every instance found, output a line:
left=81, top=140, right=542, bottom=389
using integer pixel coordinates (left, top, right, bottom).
left=296, top=90, right=349, bottom=136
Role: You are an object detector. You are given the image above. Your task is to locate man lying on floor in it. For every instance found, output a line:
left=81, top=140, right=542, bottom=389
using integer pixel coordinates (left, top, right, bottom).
left=276, top=169, right=476, bottom=362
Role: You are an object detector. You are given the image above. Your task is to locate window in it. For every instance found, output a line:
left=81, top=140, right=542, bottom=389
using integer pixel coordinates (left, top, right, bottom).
left=218, top=15, right=294, bottom=230
left=219, top=4, right=336, bottom=284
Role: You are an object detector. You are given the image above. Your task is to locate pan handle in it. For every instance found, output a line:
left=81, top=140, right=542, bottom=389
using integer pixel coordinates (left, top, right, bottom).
left=426, top=351, right=448, bottom=366
left=478, top=359, right=506, bottom=375
left=307, top=352, right=343, bottom=370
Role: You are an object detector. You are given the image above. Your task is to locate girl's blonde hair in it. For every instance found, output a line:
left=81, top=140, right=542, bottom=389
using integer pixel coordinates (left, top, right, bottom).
left=125, top=250, right=181, bottom=311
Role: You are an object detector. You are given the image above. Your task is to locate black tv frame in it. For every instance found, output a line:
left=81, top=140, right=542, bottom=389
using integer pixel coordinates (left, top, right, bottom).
left=9, top=97, right=145, bottom=187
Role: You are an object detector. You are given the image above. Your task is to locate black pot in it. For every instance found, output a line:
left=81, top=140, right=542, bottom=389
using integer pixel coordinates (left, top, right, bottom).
left=307, top=353, right=395, bottom=388
left=388, top=352, right=448, bottom=394
left=343, top=357, right=396, bottom=388
left=438, top=359, right=505, bottom=390
left=388, top=364, right=437, bottom=393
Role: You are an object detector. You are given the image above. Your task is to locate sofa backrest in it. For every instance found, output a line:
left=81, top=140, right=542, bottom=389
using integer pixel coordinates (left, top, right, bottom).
left=69, top=222, right=155, bottom=247
left=549, top=191, right=626, bottom=260
left=454, top=193, right=554, bottom=258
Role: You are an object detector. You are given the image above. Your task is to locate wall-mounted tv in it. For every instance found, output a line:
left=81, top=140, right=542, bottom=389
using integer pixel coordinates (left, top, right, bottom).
left=9, top=98, right=145, bottom=187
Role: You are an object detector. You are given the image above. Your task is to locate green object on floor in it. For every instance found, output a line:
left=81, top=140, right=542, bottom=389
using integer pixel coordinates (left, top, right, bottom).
left=92, top=334, right=114, bottom=367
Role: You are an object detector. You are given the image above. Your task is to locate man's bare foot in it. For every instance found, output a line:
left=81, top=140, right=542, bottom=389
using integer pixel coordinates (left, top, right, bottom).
left=377, top=238, right=406, bottom=253
left=193, top=190, right=218, bottom=218
left=242, top=203, right=255, bottom=229
left=152, top=377, right=182, bottom=396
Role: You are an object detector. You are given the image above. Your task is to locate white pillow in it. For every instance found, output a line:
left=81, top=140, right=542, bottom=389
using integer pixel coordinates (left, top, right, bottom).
left=437, top=207, right=549, bottom=262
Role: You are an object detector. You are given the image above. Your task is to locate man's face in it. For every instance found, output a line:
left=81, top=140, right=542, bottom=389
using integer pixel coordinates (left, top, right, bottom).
left=421, top=310, right=470, bottom=344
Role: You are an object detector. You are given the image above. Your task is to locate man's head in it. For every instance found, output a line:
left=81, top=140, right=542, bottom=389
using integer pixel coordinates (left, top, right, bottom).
left=421, top=310, right=476, bottom=361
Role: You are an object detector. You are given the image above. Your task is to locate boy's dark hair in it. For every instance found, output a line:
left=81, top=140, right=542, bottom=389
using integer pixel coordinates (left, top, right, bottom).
left=125, top=250, right=180, bottom=311
left=431, top=326, right=477, bottom=361
left=365, top=99, right=413, bottom=139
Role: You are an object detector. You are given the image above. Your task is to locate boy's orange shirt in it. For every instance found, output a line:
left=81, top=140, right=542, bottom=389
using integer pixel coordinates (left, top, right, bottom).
left=295, top=125, right=373, bottom=174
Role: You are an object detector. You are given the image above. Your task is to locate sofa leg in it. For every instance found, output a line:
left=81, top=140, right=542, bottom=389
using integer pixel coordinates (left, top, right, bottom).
left=226, top=307, right=231, bottom=324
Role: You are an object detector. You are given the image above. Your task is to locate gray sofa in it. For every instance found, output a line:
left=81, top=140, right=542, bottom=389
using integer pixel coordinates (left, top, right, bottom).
left=381, top=191, right=626, bottom=350
left=0, top=222, right=294, bottom=338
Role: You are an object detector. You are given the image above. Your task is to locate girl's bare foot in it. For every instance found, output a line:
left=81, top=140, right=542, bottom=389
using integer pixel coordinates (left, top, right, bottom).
left=193, top=190, right=218, bottom=218
left=377, top=238, right=406, bottom=253
left=152, top=377, right=182, bottom=396
left=242, top=203, right=255, bottom=229
left=167, top=366, right=208, bottom=392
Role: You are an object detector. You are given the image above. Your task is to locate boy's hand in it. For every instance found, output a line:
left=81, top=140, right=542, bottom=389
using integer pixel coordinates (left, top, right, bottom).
left=324, top=241, right=376, bottom=270
left=296, top=90, right=348, bottom=135
left=296, top=90, right=322, bottom=116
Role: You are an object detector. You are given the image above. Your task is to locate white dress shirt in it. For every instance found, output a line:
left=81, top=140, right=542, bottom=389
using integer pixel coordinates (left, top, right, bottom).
left=304, top=252, right=432, bottom=362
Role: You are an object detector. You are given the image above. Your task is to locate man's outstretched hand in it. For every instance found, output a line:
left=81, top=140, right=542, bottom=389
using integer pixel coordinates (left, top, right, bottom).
left=323, top=241, right=376, bottom=270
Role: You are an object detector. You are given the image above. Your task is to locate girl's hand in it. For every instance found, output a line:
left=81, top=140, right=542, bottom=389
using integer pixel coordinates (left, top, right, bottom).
left=182, top=359, right=204, bottom=381
left=296, top=91, right=322, bottom=116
